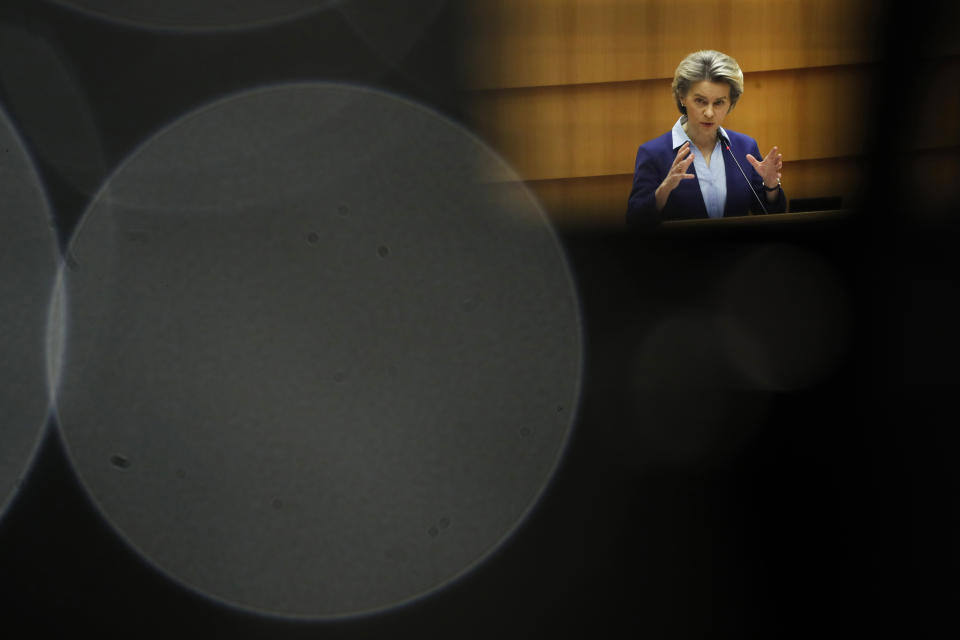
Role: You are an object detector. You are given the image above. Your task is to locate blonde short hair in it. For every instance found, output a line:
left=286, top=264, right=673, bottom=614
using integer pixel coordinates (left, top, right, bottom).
left=671, top=50, right=744, bottom=115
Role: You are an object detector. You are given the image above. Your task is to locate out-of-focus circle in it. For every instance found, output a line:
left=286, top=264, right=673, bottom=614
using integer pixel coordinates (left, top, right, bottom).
left=48, top=0, right=338, bottom=32
left=338, top=0, right=447, bottom=70
left=0, top=25, right=107, bottom=199
left=718, top=244, right=849, bottom=392
left=0, top=103, right=59, bottom=517
left=628, top=312, right=769, bottom=469
left=51, top=83, right=581, bottom=618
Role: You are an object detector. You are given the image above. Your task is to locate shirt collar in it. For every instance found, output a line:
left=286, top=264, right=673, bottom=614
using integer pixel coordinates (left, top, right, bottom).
left=671, top=117, right=728, bottom=151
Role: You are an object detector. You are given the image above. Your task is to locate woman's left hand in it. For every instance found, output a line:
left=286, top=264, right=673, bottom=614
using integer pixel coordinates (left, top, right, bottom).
left=746, top=146, right=782, bottom=188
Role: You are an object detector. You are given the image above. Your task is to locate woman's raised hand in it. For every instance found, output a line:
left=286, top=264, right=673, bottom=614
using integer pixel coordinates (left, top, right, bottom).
left=746, top=146, right=782, bottom=188
left=655, top=141, right=696, bottom=211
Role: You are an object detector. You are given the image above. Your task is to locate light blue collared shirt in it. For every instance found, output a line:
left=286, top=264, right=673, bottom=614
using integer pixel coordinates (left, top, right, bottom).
left=671, top=117, right=728, bottom=219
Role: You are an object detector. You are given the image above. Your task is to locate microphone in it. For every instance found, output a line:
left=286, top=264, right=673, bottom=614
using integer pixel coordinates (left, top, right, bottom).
left=718, top=130, right=767, bottom=215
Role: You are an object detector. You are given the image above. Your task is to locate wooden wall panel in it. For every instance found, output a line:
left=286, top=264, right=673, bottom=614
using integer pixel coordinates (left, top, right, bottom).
left=466, top=0, right=876, bottom=89
left=470, top=77, right=673, bottom=182
left=527, top=173, right=635, bottom=228
left=469, top=65, right=871, bottom=182
left=783, top=157, right=864, bottom=206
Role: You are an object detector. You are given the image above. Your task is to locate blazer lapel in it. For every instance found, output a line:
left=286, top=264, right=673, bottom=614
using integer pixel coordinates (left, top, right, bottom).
left=670, top=148, right=708, bottom=219
left=722, top=141, right=744, bottom=217
left=721, top=137, right=762, bottom=217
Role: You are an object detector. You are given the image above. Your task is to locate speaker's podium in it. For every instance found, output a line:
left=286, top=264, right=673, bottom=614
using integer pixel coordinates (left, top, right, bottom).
left=658, top=208, right=852, bottom=231
left=649, top=194, right=850, bottom=231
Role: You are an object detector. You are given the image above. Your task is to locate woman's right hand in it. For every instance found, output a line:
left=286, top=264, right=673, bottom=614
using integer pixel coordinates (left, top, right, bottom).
left=655, top=141, right=695, bottom=211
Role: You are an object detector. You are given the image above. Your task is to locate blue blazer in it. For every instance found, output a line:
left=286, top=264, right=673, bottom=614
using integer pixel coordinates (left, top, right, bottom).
left=626, top=128, right=786, bottom=226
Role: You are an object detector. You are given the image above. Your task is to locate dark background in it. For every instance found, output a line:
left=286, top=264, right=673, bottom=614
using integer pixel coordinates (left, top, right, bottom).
left=0, top=1, right=958, bottom=637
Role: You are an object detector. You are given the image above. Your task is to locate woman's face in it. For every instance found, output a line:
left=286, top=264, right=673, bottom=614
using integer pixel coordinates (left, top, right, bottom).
left=680, top=80, right=731, bottom=137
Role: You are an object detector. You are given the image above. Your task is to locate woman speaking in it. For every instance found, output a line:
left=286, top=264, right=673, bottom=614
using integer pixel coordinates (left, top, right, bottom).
left=626, top=50, right=786, bottom=225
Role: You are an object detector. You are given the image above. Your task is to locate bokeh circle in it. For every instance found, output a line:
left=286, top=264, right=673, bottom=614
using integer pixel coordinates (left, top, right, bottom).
left=51, top=83, right=582, bottom=618
left=0, top=103, right=60, bottom=518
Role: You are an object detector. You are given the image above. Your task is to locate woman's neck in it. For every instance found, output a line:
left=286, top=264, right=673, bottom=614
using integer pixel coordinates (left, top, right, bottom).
left=683, top=122, right=717, bottom=153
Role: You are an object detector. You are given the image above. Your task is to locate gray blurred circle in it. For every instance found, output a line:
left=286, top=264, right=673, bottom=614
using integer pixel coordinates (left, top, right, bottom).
left=49, top=0, right=338, bottom=32
left=627, top=312, right=769, bottom=470
left=338, top=0, right=447, bottom=69
left=718, top=244, right=849, bottom=392
left=0, top=25, right=107, bottom=198
left=51, top=83, right=581, bottom=618
left=0, top=103, right=59, bottom=518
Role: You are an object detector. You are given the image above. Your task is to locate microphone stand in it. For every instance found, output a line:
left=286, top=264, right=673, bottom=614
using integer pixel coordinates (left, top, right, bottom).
left=719, top=132, right=768, bottom=215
